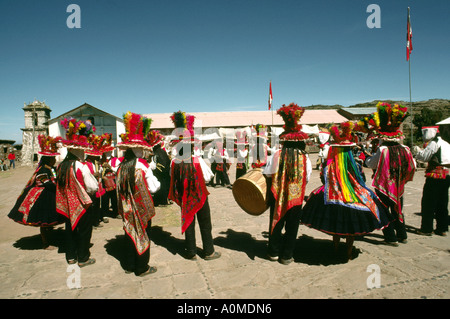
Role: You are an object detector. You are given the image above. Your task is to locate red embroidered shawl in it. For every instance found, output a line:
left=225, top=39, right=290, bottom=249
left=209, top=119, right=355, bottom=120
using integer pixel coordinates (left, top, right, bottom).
left=168, top=158, right=209, bottom=234
left=372, top=146, right=415, bottom=222
left=117, top=169, right=155, bottom=255
left=270, top=150, right=308, bottom=233
left=56, top=166, right=92, bottom=230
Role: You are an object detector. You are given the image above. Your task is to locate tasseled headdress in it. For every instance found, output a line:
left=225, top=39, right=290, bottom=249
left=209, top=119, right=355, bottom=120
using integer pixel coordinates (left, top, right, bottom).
left=38, top=134, right=62, bottom=156
left=60, top=117, right=95, bottom=150
left=170, top=110, right=197, bottom=143
left=373, top=102, right=409, bottom=141
left=329, top=121, right=357, bottom=146
left=117, top=111, right=153, bottom=150
left=276, top=103, right=309, bottom=142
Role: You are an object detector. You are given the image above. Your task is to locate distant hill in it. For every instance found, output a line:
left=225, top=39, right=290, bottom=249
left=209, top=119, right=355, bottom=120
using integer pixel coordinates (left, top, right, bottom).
left=348, top=98, right=450, bottom=116
left=306, top=98, right=450, bottom=120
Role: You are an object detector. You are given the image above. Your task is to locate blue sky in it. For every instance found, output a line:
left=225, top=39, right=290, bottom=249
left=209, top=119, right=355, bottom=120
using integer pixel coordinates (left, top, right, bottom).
left=1, top=0, right=449, bottom=143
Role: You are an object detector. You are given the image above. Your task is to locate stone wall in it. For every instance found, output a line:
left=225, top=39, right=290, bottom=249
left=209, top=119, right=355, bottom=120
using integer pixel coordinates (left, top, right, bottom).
left=21, top=130, right=46, bottom=165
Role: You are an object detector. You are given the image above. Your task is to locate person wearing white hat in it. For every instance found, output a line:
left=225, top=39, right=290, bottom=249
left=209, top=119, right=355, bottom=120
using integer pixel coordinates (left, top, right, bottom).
left=416, top=126, right=450, bottom=236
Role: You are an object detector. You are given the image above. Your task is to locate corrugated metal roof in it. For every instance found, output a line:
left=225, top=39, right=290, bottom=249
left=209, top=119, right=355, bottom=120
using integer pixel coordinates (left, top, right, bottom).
left=144, top=109, right=348, bottom=129
left=339, top=107, right=377, bottom=115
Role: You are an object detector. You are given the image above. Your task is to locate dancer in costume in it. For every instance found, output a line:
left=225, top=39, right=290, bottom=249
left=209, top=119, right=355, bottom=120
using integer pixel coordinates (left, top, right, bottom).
left=415, top=126, right=450, bottom=236
left=8, top=134, right=65, bottom=249
left=235, top=130, right=249, bottom=180
left=263, top=103, right=312, bottom=264
left=168, top=111, right=220, bottom=261
left=146, top=130, right=172, bottom=206
left=99, top=133, right=119, bottom=219
left=364, top=103, right=416, bottom=245
left=250, top=124, right=269, bottom=169
left=116, top=112, right=160, bottom=276
left=85, top=134, right=106, bottom=228
left=56, top=118, right=98, bottom=267
left=300, top=121, right=394, bottom=261
left=317, top=130, right=330, bottom=170
left=208, top=139, right=232, bottom=188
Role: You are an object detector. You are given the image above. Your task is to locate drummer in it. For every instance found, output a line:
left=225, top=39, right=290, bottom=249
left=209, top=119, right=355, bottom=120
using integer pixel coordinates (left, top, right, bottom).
left=263, top=103, right=312, bottom=265
left=250, top=124, right=269, bottom=169
left=235, top=130, right=249, bottom=180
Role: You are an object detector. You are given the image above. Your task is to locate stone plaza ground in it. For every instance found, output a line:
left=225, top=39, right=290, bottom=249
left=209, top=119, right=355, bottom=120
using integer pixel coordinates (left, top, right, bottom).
left=0, top=153, right=449, bottom=300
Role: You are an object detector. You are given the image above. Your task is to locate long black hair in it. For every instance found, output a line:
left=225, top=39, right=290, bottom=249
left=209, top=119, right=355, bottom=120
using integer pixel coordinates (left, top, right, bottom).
left=171, top=143, right=197, bottom=199
left=56, top=151, right=79, bottom=187
left=277, top=140, right=306, bottom=184
left=116, top=149, right=137, bottom=197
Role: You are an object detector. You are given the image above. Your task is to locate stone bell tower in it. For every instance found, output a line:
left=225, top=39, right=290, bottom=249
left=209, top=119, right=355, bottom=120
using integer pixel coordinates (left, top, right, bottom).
left=21, top=100, right=51, bottom=165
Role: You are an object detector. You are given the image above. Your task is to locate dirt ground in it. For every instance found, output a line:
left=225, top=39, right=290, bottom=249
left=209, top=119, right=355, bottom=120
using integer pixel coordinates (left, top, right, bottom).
left=0, top=154, right=449, bottom=300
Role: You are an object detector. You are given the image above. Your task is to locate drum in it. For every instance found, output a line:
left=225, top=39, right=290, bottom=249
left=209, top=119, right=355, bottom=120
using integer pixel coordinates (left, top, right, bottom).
left=232, top=168, right=269, bottom=216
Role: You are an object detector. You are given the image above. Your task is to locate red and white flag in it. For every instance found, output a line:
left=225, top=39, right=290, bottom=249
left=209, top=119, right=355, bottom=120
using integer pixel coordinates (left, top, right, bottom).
left=268, top=81, right=273, bottom=110
left=406, top=7, right=413, bottom=61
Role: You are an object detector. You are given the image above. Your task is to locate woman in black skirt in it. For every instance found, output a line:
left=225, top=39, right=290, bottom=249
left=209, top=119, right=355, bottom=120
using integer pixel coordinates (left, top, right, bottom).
left=8, top=135, right=64, bottom=249
left=300, top=122, right=393, bottom=261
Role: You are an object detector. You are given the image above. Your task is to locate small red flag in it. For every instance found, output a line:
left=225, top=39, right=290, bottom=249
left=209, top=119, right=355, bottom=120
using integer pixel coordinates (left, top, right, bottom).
left=268, top=81, right=273, bottom=110
left=407, top=7, right=413, bottom=61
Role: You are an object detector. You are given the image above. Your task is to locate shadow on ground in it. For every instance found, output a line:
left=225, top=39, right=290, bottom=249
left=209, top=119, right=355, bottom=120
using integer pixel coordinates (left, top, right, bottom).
left=12, top=226, right=65, bottom=252
left=213, top=228, right=360, bottom=265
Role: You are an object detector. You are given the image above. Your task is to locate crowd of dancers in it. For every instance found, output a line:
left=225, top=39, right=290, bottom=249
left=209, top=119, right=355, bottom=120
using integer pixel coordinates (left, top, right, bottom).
left=8, top=102, right=450, bottom=276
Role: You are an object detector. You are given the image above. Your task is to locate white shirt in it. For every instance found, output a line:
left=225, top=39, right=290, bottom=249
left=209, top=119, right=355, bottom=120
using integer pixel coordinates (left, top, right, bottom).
left=415, top=137, right=450, bottom=165
left=365, top=145, right=417, bottom=170
left=135, top=159, right=161, bottom=194
left=263, top=149, right=312, bottom=182
left=108, top=157, right=122, bottom=173
left=75, top=161, right=99, bottom=195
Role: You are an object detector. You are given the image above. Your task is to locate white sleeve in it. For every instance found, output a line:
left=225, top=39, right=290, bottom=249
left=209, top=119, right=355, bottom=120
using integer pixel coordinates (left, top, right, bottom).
left=197, top=156, right=214, bottom=183
left=263, top=150, right=280, bottom=176
left=306, top=155, right=312, bottom=182
left=136, top=161, right=161, bottom=193
left=365, top=148, right=382, bottom=170
left=78, top=162, right=98, bottom=195
left=149, top=158, right=157, bottom=171
left=146, top=168, right=160, bottom=193
left=415, top=141, right=439, bottom=163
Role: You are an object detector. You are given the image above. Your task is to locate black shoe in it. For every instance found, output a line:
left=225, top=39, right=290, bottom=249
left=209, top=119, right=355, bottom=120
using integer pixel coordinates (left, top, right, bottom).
left=416, top=230, right=432, bottom=236
left=138, top=266, right=157, bottom=277
left=78, top=258, right=96, bottom=268
left=384, top=241, right=399, bottom=247
left=280, top=258, right=293, bottom=265
left=204, top=251, right=221, bottom=261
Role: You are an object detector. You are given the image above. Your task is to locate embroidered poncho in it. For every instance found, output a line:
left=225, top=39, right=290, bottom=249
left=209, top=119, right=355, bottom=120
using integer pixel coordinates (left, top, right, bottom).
left=117, top=168, right=156, bottom=255
left=56, top=166, right=93, bottom=230
left=169, top=157, right=209, bottom=234
left=372, top=146, right=415, bottom=222
left=270, top=150, right=308, bottom=233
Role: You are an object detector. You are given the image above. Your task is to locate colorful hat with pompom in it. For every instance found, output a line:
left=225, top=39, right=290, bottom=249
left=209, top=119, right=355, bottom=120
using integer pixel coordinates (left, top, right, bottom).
left=374, top=102, right=409, bottom=141
left=145, top=130, right=165, bottom=147
left=86, top=134, right=107, bottom=156
left=170, top=110, right=198, bottom=144
left=38, top=134, right=62, bottom=156
left=329, top=121, right=357, bottom=146
left=100, top=133, right=115, bottom=153
left=60, top=117, right=95, bottom=150
left=117, top=111, right=152, bottom=150
left=276, top=103, right=309, bottom=142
